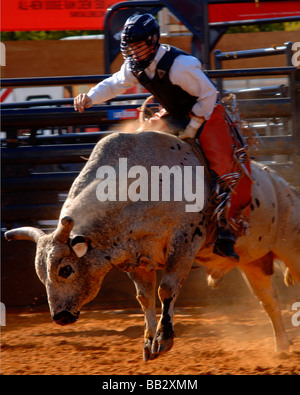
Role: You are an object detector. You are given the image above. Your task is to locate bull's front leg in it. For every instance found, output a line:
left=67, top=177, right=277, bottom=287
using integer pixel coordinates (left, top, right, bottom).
left=151, top=278, right=177, bottom=356
left=127, top=267, right=157, bottom=361
left=152, top=239, right=200, bottom=357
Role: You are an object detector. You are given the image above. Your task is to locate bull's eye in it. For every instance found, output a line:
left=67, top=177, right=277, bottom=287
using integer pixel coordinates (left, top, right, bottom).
left=59, top=265, right=74, bottom=279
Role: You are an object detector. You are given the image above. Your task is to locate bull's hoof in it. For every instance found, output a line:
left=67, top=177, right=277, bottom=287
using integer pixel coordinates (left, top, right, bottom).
left=151, top=335, right=174, bottom=357
left=275, top=337, right=291, bottom=353
left=143, top=339, right=158, bottom=362
left=275, top=333, right=293, bottom=355
left=157, top=338, right=174, bottom=354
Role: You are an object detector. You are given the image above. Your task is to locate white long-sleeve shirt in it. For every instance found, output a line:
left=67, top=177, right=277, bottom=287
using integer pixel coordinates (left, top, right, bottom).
left=88, top=44, right=217, bottom=120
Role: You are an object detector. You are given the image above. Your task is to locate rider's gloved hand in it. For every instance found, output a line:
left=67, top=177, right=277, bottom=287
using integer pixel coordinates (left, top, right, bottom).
left=178, top=113, right=205, bottom=140
left=148, top=108, right=169, bottom=131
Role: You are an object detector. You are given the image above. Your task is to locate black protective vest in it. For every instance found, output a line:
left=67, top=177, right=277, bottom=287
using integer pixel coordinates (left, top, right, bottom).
left=133, top=45, right=198, bottom=121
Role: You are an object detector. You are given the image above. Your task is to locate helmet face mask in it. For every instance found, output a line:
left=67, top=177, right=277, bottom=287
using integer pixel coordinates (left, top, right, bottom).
left=121, top=14, right=160, bottom=73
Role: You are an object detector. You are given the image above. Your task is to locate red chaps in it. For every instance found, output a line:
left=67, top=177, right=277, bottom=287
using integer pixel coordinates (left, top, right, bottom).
left=198, top=104, right=252, bottom=227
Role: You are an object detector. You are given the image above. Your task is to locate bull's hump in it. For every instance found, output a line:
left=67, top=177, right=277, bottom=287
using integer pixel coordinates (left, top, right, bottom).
left=92, top=131, right=199, bottom=167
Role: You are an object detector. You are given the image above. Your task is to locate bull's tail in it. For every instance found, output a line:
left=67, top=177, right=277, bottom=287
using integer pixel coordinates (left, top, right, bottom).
left=274, top=257, right=295, bottom=287
left=284, top=267, right=295, bottom=287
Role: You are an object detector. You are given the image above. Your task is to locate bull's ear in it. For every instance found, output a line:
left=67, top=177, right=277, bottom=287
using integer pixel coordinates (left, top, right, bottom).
left=70, top=236, right=90, bottom=258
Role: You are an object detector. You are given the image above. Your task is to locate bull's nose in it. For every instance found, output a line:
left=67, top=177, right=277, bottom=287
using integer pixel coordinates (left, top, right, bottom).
left=52, top=310, right=79, bottom=326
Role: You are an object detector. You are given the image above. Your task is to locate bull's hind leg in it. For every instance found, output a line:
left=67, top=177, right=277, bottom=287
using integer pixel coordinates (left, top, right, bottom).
left=239, top=253, right=290, bottom=352
left=127, top=268, right=157, bottom=361
left=270, top=172, right=300, bottom=286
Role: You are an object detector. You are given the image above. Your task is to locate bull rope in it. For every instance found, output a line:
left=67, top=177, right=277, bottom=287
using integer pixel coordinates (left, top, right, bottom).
left=138, top=95, right=161, bottom=131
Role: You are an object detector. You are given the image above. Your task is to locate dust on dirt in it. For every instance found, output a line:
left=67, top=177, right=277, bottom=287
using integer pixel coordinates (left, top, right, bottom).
left=1, top=303, right=299, bottom=375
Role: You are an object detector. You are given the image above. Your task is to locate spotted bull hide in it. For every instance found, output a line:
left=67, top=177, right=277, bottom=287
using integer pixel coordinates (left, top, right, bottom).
left=5, top=131, right=300, bottom=360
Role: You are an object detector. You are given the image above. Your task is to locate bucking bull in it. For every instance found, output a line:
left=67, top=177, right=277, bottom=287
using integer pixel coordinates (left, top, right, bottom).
left=5, top=131, right=300, bottom=361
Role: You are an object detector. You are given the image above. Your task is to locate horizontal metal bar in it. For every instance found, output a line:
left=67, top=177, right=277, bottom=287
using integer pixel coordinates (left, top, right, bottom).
left=1, top=104, right=142, bottom=129
left=215, top=45, right=290, bottom=61
left=208, top=67, right=297, bottom=78
left=1, top=98, right=74, bottom=109
left=249, top=135, right=294, bottom=156
left=238, top=98, right=291, bottom=117
left=2, top=172, right=79, bottom=192
left=0, top=93, right=151, bottom=109
left=2, top=190, right=60, bottom=206
left=223, top=85, right=289, bottom=99
left=253, top=135, right=292, bottom=144
left=1, top=98, right=291, bottom=133
left=4, top=131, right=111, bottom=146
left=2, top=203, right=63, bottom=222
left=1, top=75, right=109, bottom=88
left=210, top=15, right=300, bottom=28
left=2, top=67, right=296, bottom=89
left=1, top=143, right=95, bottom=165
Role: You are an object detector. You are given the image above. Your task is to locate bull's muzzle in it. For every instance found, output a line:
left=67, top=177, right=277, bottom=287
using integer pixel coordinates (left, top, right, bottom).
left=52, top=310, right=79, bottom=326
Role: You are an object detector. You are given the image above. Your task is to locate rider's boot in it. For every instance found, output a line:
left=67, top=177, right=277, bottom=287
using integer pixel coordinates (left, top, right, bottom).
left=213, top=227, right=240, bottom=262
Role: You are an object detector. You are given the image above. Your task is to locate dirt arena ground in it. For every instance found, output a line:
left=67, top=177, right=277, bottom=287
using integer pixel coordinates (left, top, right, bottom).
left=1, top=302, right=299, bottom=376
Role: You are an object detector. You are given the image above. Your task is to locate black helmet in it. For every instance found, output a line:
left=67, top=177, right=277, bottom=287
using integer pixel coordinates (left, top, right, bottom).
left=120, top=13, right=160, bottom=73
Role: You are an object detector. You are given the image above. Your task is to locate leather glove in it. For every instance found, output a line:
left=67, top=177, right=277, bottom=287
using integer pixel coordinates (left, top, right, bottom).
left=178, top=114, right=205, bottom=140
left=148, top=108, right=169, bottom=131
left=149, top=108, right=167, bottom=122
left=137, top=108, right=169, bottom=132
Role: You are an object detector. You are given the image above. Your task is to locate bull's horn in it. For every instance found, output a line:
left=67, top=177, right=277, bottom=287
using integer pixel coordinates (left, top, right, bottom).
left=54, top=216, right=74, bottom=244
left=5, top=227, right=45, bottom=243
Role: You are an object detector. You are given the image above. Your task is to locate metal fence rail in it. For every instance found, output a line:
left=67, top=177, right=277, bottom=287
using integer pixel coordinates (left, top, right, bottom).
left=0, top=97, right=292, bottom=131
left=1, top=142, right=95, bottom=224
left=1, top=67, right=297, bottom=88
left=1, top=104, right=141, bottom=129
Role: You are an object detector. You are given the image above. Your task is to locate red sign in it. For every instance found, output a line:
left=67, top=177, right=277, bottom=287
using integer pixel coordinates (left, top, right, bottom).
left=1, top=0, right=118, bottom=31
left=2, top=1, right=300, bottom=32
left=209, top=1, right=300, bottom=23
